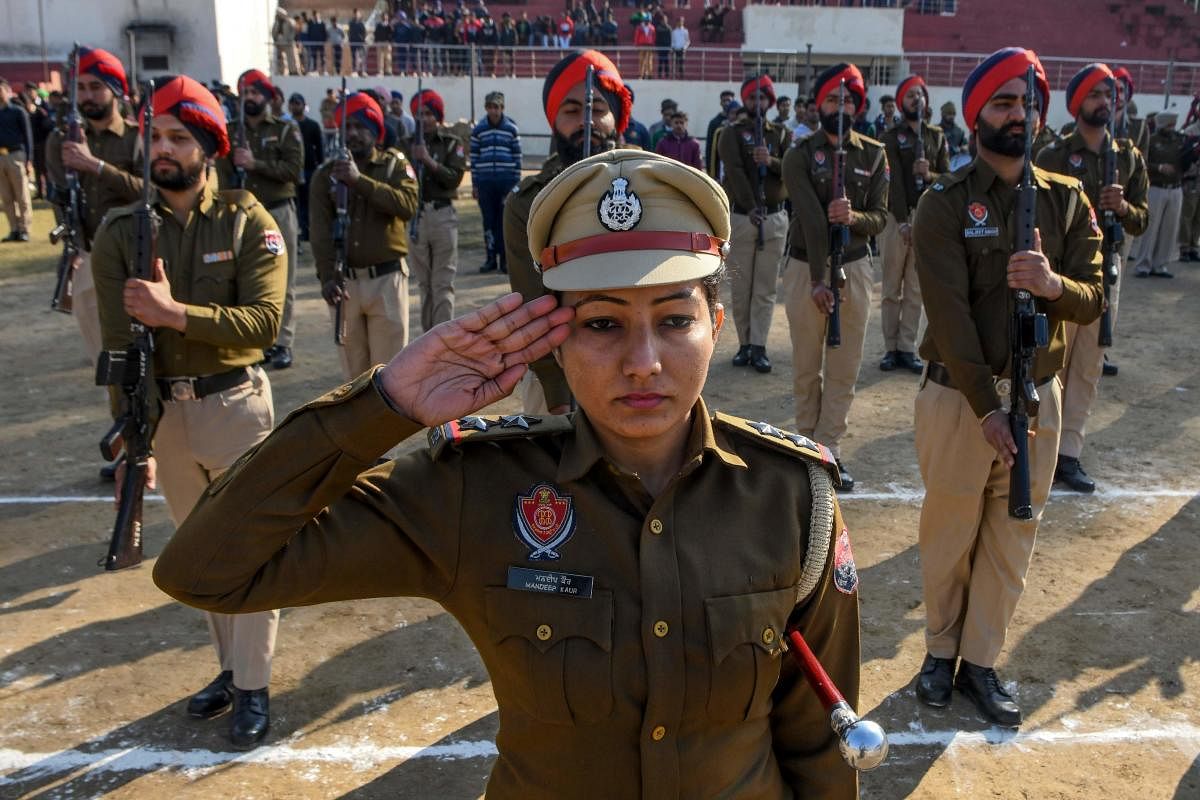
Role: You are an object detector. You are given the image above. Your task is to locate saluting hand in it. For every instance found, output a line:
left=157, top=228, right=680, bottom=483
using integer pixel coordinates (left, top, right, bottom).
left=378, top=293, right=574, bottom=427
left=124, top=258, right=187, bottom=332
left=1007, top=229, right=1063, bottom=301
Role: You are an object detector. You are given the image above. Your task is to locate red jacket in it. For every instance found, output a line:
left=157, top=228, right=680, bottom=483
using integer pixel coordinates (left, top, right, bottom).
left=655, top=132, right=703, bottom=170
left=634, top=22, right=655, bottom=46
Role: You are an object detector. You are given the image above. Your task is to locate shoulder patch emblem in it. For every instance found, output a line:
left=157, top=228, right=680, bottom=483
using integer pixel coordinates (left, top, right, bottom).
left=1068, top=152, right=1084, bottom=169
left=813, top=149, right=827, bottom=166
left=513, top=483, right=577, bottom=560
left=1088, top=205, right=1101, bottom=235
left=597, top=176, right=642, bottom=231
left=263, top=229, right=286, bottom=255
left=406, top=162, right=417, bottom=180
left=931, top=182, right=944, bottom=191
left=833, top=528, right=858, bottom=595
left=967, top=202, right=988, bottom=226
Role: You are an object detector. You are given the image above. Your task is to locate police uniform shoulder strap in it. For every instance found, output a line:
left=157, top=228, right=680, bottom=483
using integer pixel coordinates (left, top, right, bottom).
left=428, top=414, right=575, bottom=459
left=711, top=412, right=838, bottom=605
left=217, top=189, right=262, bottom=254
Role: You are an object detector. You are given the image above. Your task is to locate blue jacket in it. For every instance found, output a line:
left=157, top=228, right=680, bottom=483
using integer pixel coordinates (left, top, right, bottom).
left=470, top=114, right=522, bottom=184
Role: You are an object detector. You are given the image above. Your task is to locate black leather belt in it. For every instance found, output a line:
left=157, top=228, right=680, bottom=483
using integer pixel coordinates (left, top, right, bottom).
left=926, top=361, right=1052, bottom=392
left=733, top=203, right=785, bottom=216
left=347, top=259, right=402, bottom=279
left=424, top=198, right=452, bottom=210
left=158, top=367, right=250, bottom=402
left=1152, top=182, right=1182, bottom=189
left=789, top=245, right=870, bottom=263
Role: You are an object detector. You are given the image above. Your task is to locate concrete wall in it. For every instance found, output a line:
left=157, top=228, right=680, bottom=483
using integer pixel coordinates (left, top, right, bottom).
left=742, top=7, right=906, bottom=58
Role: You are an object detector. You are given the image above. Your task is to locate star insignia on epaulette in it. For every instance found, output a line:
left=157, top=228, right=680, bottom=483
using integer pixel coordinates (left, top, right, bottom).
left=783, top=431, right=817, bottom=449
left=499, top=414, right=541, bottom=430
left=458, top=416, right=492, bottom=432
left=748, top=420, right=785, bottom=439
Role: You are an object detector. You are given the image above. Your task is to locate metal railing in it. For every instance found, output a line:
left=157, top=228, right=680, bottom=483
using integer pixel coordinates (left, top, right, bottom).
left=905, top=52, right=1200, bottom=96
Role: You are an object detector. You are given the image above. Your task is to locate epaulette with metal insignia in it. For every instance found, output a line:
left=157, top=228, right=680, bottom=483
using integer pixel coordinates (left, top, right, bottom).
left=712, top=412, right=839, bottom=478
left=428, top=414, right=574, bottom=459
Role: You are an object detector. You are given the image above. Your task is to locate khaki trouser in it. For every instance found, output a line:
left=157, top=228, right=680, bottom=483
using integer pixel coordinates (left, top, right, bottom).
left=74, top=250, right=102, bottom=366
left=1131, top=185, right=1182, bottom=271
left=915, top=376, right=1061, bottom=668
left=155, top=366, right=279, bottom=691
left=639, top=49, right=655, bottom=79
left=1058, top=251, right=1122, bottom=458
left=879, top=214, right=923, bottom=353
left=409, top=202, right=458, bottom=333
left=275, top=41, right=302, bottom=76
left=266, top=201, right=299, bottom=349
left=0, top=151, right=32, bottom=234
left=1178, top=187, right=1200, bottom=252
left=376, top=44, right=392, bottom=76
left=781, top=254, right=873, bottom=458
left=329, top=268, right=410, bottom=380
left=728, top=210, right=786, bottom=347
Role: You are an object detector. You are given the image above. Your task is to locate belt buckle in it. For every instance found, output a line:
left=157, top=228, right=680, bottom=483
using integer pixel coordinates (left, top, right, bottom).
left=170, top=379, right=197, bottom=402
left=994, top=378, right=1012, bottom=399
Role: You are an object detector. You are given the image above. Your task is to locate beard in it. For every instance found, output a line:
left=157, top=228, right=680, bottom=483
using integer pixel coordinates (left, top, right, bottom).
left=348, top=141, right=373, bottom=160
left=976, top=118, right=1026, bottom=157
left=152, top=157, right=204, bottom=190
left=820, top=112, right=854, bottom=136
left=902, top=106, right=920, bottom=122
left=243, top=99, right=265, bottom=116
left=1080, top=106, right=1111, bottom=128
left=553, top=129, right=617, bottom=166
left=80, top=101, right=112, bottom=121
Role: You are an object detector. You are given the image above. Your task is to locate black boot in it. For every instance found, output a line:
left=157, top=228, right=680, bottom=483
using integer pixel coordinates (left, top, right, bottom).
left=915, top=653, right=955, bottom=708
left=835, top=459, right=854, bottom=491
left=1054, top=455, right=1096, bottom=493
left=749, top=345, right=772, bottom=374
left=879, top=350, right=898, bottom=371
left=187, top=671, right=234, bottom=719
left=896, top=351, right=924, bottom=375
left=479, top=257, right=499, bottom=273
left=230, top=687, right=270, bottom=749
left=1102, top=355, right=1118, bottom=377
left=731, top=344, right=752, bottom=367
left=955, top=661, right=1021, bottom=727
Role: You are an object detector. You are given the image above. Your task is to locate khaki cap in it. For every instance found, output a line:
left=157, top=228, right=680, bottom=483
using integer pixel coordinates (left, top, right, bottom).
left=529, top=150, right=731, bottom=291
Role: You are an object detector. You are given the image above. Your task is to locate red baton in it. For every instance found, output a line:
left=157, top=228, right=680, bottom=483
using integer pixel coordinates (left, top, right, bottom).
left=784, top=628, right=889, bottom=771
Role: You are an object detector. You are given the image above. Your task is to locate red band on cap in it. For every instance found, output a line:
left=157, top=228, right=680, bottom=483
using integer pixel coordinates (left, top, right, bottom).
left=540, top=230, right=727, bottom=270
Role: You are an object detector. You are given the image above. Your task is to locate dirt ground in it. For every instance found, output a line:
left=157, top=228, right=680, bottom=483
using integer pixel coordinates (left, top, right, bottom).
left=1, top=195, right=1198, bottom=800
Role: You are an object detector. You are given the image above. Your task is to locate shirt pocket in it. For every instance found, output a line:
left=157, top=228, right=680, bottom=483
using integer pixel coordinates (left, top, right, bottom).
left=193, top=259, right=238, bottom=306
left=704, top=585, right=795, bottom=722
left=485, top=586, right=614, bottom=726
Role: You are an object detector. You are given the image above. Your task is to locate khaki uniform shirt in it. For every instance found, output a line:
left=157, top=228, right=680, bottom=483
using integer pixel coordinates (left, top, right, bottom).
left=912, top=159, right=1105, bottom=419
left=45, top=114, right=143, bottom=243
left=717, top=116, right=789, bottom=212
left=153, top=373, right=861, bottom=800
left=1035, top=131, right=1149, bottom=237
left=216, top=113, right=304, bottom=206
left=881, top=121, right=950, bottom=221
left=1119, top=115, right=1149, bottom=155
left=92, top=182, right=288, bottom=379
left=1031, top=125, right=1060, bottom=161
left=782, top=129, right=890, bottom=282
left=504, top=152, right=570, bottom=408
left=1143, top=128, right=1194, bottom=188
left=309, top=147, right=420, bottom=285
left=413, top=126, right=467, bottom=202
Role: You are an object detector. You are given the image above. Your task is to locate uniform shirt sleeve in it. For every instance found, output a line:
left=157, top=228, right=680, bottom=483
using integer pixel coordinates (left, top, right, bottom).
left=782, top=145, right=833, bottom=283
left=95, top=150, right=143, bottom=201
left=913, top=186, right=1000, bottom=419
left=183, top=203, right=286, bottom=349
left=1043, top=183, right=1104, bottom=325
left=152, top=369, right=461, bottom=612
left=718, top=125, right=757, bottom=212
left=252, top=121, right=305, bottom=185
left=883, top=134, right=908, bottom=221
left=353, top=152, right=419, bottom=219
left=90, top=213, right=137, bottom=418
left=309, top=163, right=336, bottom=285
left=848, top=145, right=889, bottom=238
left=770, top=497, right=860, bottom=800
left=45, top=129, right=65, bottom=189
left=931, top=128, right=951, bottom=180
left=431, top=134, right=467, bottom=190
left=1121, top=146, right=1150, bottom=237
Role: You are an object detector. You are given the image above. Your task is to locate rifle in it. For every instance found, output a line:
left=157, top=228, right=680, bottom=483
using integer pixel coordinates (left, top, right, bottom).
left=1008, top=66, right=1050, bottom=521
left=1097, top=94, right=1123, bottom=348
left=913, top=95, right=926, bottom=195
left=827, top=79, right=849, bottom=349
left=582, top=64, right=595, bottom=158
left=94, top=81, right=159, bottom=570
left=234, top=76, right=248, bottom=189
left=332, top=77, right=349, bottom=345
left=753, top=70, right=767, bottom=250
left=50, top=42, right=87, bottom=314
left=409, top=76, right=424, bottom=245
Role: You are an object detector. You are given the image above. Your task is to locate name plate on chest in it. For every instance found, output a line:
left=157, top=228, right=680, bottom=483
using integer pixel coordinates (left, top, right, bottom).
left=506, top=566, right=594, bottom=599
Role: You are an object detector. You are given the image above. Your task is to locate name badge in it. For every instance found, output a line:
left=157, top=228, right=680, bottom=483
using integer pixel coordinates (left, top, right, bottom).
left=853, top=167, right=872, bottom=177
left=506, top=566, right=594, bottom=599
left=964, top=227, right=1000, bottom=238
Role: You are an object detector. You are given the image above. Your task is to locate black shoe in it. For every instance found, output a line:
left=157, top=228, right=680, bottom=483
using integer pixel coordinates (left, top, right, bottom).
left=1102, top=358, right=1118, bottom=377
left=1134, top=267, right=1150, bottom=278
left=187, top=671, right=234, bottom=719
left=259, top=345, right=280, bottom=366
left=2, top=230, right=29, bottom=242
left=229, top=687, right=270, bottom=750
left=1150, top=267, right=1174, bottom=278
left=835, top=459, right=854, bottom=491
left=955, top=660, right=1022, bottom=727
left=896, top=351, right=925, bottom=374
left=267, top=346, right=293, bottom=370
left=1054, top=455, right=1096, bottom=493
left=879, top=350, right=898, bottom=371
left=731, top=344, right=752, bottom=367
left=915, top=653, right=955, bottom=708
left=99, top=453, right=125, bottom=481
left=479, top=260, right=499, bottom=273
left=749, top=345, right=772, bottom=374
left=499, top=261, right=508, bottom=274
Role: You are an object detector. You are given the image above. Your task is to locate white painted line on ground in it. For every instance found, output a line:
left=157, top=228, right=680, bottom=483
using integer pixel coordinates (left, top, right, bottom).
left=1, top=487, right=1195, bottom=506
left=4, top=723, right=1199, bottom=782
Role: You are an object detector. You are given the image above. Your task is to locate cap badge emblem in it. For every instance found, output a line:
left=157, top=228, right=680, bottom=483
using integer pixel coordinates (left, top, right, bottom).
left=598, top=176, right=643, bottom=232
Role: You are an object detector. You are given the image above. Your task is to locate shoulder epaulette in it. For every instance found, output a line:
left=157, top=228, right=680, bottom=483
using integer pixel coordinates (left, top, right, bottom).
left=928, top=164, right=971, bottom=192
left=217, top=188, right=262, bottom=212
left=428, top=413, right=574, bottom=459
left=712, top=412, right=840, bottom=485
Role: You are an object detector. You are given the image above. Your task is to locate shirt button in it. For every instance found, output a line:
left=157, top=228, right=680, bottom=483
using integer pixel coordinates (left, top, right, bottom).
left=536, top=624, right=552, bottom=641
left=761, top=626, right=776, bottom=645
left=653, top=620, right=669, bottom=638
left=651, top=725, right=667, bottom=741
left=649, top=518, right=664, bottom=535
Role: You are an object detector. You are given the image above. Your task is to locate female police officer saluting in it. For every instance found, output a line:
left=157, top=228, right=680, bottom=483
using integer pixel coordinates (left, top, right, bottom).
left=154, top=151, right=862, bottom=799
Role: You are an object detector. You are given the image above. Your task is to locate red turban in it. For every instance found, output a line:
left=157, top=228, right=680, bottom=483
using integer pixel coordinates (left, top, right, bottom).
left=237, top=69, right=274, bottom=100
left=542, top=50, right=631, bottom=134
left=895, top=74, right=928, bottom=108
left=335, top=92, right=385, bottom=143
left=961, top=48, right=1049, bottom=132
left=77, top=47, right=128, bottom=98
left=146, top=75, right=231, bottom=158
left=740, top=74, right=776, bottom=110
left=410, top=88, right=445, bottom=123
left=1066, top=63, right=1113, bottom=119
left=814, top=63, right=867, bottom=115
